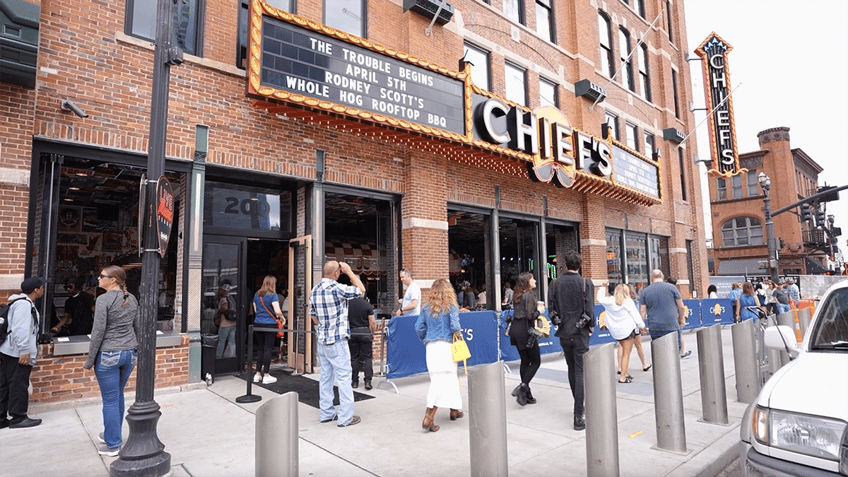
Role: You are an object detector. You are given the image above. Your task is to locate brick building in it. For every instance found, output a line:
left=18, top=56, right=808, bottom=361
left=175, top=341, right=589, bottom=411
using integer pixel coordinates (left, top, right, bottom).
left=1, top=0, right=707, bottom=404
left=707, top=126, right=828, bottom=277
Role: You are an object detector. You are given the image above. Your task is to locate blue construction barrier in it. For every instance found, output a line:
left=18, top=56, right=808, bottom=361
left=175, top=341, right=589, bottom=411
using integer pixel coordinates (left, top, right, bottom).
left=699, top=299, right=735, bottom=325
left=498, top=310, right=562, bottom=363
left=682, top=299, right=702, bottom=330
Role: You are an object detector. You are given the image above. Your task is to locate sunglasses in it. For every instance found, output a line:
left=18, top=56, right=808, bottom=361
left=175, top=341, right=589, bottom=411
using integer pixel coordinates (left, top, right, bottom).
left=98, top=274, right=112, bottom=280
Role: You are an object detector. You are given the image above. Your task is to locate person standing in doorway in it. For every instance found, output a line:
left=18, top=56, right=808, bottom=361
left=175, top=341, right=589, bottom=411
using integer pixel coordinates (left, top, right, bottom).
left=348, top=296, right=376, bottom=390
left=641, top=270, right=688, bottom=358
left=252, top=276, right=285, bottom=384
left=84, top=267, right=139, bottom=456
left=395, top=269, right=421, bottom=317
left=549, top=250, right=593, bottom=431
left=216, top=282, right=237, bottom=359
left=0, top=277, right=44, bottom=429
left=310, top=261, right=365, bottom=427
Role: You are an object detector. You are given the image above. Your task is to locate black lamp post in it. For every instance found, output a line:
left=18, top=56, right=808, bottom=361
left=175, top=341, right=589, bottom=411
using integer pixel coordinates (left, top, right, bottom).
left=758, top=172, right=779, bottom=282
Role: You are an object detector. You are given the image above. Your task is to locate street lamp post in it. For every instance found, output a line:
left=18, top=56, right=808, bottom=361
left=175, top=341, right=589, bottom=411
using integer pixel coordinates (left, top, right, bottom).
left=758, top=172, right=780, bottom=282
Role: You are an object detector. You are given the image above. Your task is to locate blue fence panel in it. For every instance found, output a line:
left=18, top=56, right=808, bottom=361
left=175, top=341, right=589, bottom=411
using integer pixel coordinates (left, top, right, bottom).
left=498, top=310, right=563, bottom=361
left=682, top=299, right=701, bottom=330
left=589, top=304, right=617, bottom=346
left=459, top=311, right=500, bottom=366
left=699, top=298, right=735, bottom=325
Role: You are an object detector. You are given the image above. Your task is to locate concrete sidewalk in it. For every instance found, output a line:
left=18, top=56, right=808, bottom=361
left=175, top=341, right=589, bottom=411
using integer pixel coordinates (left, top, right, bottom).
left=2, top=327, right=747, bottom=477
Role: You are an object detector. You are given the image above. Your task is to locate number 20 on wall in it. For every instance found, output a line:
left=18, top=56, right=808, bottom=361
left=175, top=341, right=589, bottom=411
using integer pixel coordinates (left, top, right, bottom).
left=223, top=197, right=271, bottom=217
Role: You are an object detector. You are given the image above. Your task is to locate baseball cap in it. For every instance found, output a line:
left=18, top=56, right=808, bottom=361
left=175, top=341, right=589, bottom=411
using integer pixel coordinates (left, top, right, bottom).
left=21, top=277, right=45, bottom=294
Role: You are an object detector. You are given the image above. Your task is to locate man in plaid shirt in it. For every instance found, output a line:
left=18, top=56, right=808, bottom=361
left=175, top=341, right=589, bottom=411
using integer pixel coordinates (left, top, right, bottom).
left=310, top=260, right=365, bottom=427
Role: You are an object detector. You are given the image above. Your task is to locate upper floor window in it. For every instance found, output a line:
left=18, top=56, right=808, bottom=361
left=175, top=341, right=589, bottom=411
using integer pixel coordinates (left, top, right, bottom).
left=626, top=122, right=638, bottom=151
left=504, top=0, right=524, bottom=25
left=635, top=0, right=646, bottom=18
left=535, top=0, right=554, bottom=43
left=747, top=169, right=759, bottom=196
left=505, top=62, right=527, bottom=106
left=619, top=28, right=635, bottom=92
left=644, top=131, right=655, bottom=158
left=605, top=111, right=620, bottom=140
left=325, top=0, right=366, bottom=38
left=678, top=148, right=687, bottom=201
left=238, top=0, right=294, bottom=68
left=464, top=43, right=490, bottom=91
left=671, top=69, right=680, bottom=118
left=721, top=217, right=764, bottom=247
left=717, top=177, right=727, bottom=200
left=127, top=0, right=204, bottom=56
left=731, top=173, right=743, bottom=198
left=598, top=12, right=614, bottom=78
left=639, top=44, right=651, bottom=101
left=539, top=78, right=557, bottom=108
left=666, top=0, right=674, bottom=43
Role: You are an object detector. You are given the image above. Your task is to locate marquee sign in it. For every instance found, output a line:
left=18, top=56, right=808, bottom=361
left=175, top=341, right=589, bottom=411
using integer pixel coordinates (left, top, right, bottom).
left=695, top=33, right=742, bottom=177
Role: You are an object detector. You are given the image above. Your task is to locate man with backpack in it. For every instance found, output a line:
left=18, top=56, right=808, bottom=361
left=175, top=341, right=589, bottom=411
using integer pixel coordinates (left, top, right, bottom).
left=0, top=277, right=45, bottom=429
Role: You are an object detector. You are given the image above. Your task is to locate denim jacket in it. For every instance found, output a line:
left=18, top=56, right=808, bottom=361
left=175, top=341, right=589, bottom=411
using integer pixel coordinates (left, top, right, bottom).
left=415, top=304, right=461, bottom=344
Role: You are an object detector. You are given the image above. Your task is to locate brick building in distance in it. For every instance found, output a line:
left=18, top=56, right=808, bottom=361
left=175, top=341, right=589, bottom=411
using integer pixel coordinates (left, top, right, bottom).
left=1, top=0, right=707, bottom=403
left=707, top=126, right=830, bottom=277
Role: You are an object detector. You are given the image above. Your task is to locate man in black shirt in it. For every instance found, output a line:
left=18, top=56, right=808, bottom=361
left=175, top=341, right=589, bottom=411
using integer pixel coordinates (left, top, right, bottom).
left=347, top=297, right=376, bottom=390
left=51, top=279, right=95, bottom=336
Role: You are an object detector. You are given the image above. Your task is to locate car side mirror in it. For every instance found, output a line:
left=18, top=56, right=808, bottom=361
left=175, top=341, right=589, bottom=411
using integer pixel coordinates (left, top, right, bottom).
left=764, top=325, right=800, bottom=358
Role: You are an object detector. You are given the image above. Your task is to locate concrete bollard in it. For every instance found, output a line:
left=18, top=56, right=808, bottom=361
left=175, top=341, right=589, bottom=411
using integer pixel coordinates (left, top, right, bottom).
left=469, top=362, right=508, bottom=477
left=696, top=325, right=728, bottom=424
left=256, top=392, right=298, bottom=477
left=584, top=342, right=619, bottom=476
left=731, top=319, right=760, bottom=403
left=797, top=307, right=811, bottom=339
left=775, top=311, right=796, bottom=366
left=651, top=332, right=687, bottom=453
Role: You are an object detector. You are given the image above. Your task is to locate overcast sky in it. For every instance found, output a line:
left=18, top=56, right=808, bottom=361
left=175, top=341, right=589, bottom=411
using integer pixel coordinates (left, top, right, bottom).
left=684, top=0, right=847, bottom=265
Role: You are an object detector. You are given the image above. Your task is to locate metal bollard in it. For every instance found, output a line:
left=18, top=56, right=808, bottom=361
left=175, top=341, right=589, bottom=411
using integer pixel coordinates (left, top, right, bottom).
left=775, top=311, right=795, bottom=366
left=651, top=332, right=687, bottom=453
left=731, top=319, right=760, bottom=403
left=797, top=307, right=811, bottom=339
left=469, top=362, right=508, bottom=477
left=584, top=343, right=619, bottom=476
left=256, top=392, right=298, bottom=477
left=696, top=325, right=728, bottom=424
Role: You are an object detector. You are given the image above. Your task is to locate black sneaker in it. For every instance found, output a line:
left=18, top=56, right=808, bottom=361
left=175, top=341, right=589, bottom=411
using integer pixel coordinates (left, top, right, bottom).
left=573, top=414, right=585, bottom=431
left=364, top=381, right=372, bottom=390
left=351, top=381, right=359, bottom=389
left=9, top=417, right=41, bottom=429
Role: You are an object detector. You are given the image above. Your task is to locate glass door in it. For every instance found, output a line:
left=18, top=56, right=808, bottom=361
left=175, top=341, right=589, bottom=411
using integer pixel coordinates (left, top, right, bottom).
left=202, top=237, right=245, bottom=374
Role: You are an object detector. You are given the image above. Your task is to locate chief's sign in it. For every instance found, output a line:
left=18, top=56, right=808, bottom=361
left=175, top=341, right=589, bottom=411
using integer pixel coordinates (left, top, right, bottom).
left=696, top=33, right=742, bottom=177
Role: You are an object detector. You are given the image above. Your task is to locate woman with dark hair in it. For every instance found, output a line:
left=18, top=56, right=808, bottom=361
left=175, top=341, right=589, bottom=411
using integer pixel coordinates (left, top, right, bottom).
left=736, top=282, right=762, bottom=322
left=707, top=284, right=718, bottom=299
left=507, top=272, right=546, bottom=406
left=84, top=265, right=140, bottom=456
left=415, top=278, right=463, bottom=432
left=252, top=275, right=286, bottom=384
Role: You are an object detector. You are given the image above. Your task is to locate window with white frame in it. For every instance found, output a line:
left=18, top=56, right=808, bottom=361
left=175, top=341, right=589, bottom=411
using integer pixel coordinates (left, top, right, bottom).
left=731, top=173, right=743, bottom=199
left=721, top=217, right=764, bottom=247
left=635, top=0, right=646, bottom=18
left=626, top=122, right=638, bottom=151
left=535, top=0, right=554, bottom=43
left=539, top=78, right=557, bottom=108
left=505, top=62, right=526, bottom=106
left=598, top=12, right=614, bottom=78
left=605, top=111, right=620, bottom=140
left=504, top=0, right=524, bottom=24
left=671, top=68, right=680, bottom=118
left=619, top=28, right=635, bottom=92
left=325, top=0, right=366, bottom=38
left=127, top=0, right=204, bottom=56
left=717, top=177, right=727, bottom=200
left=644, top=131, right=654, bottom=158
left=464, top=43, right=490, bottom=91
left=747, top=169, right=759, bottom=196
left=639, top=44, right=651, bottom=101
left=678, top=148, right=687, bottom=201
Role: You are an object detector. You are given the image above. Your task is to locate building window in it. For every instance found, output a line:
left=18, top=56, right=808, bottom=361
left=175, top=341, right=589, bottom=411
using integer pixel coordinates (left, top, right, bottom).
left=464, top=43, right=490, bottom=91
left=717, top=177, right=727, bottom=200
left=127, top=0, right=204, bottom=56
left=666, top=1, right=674, bottom=43
left=625, top=232, right=648, bottom=285
left=619, top=28, right=635, bottom=92
left=639, top=44, right=651, bottom=101
left=535, top=0, right=554, bottom=43
left=605, top=111, right=620, bottom=140
left=606, top=229, right=623, bottom=284
left=686, top=239, right=694, bottom=293
left=626, top=122, right=638, bottom=151
left=721, top=217, right=764, bottom=247
left=671, top=69, right=680, bottom=118
left=747, top=169, right=759, bottom=196
left=505, top=62, right=526, bottom=106
left=644, top=131, right=655, bottom=158
left=598, top=12, right=614, bottom=78
left=238, top=0, right=294, bottom=69
left=678, top=148, right=687, bottom=201
left=731, top=173, right=743, bottom=199
left=504, top=0, right=524, bottom=24
left=539, top=78, right=557, bottom=108
left=635, top=0, right=646, bottom=18
left=325, top=0, right=366, bottom=38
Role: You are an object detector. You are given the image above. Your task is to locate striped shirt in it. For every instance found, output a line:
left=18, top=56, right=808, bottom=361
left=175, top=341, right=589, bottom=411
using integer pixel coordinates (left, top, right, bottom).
left=309, top=278, right=362, bottom=345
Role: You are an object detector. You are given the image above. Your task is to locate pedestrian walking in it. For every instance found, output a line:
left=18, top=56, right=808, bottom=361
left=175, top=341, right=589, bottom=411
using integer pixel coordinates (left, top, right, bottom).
left=597, top=283, right=646, bottom=383
left=252, top=275, right=286, bottom=384
left=507, top=272, right=545, bottom=405
left=641, top=270, right=688, bottom=358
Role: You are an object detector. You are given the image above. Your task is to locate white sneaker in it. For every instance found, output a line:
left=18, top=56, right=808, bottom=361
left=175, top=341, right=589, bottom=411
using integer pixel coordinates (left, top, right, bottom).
left=253, top=374, right=261, bottom=383
left=262, top=375, right=277, bottom=384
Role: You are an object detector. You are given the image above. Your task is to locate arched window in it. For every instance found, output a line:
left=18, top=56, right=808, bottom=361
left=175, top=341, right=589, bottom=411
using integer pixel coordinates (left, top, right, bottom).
left=598, top=12, right=614, bottom=78
left=721, top=217, right=764, bottom=247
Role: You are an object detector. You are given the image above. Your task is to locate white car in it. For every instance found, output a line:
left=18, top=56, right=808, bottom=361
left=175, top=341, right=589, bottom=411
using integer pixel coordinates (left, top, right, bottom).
left=740, top=279, right=848, bottom=476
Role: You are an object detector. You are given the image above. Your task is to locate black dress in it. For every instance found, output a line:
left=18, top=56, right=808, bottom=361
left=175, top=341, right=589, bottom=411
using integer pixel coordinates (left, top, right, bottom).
left=508, top=291, right=540, bottom=350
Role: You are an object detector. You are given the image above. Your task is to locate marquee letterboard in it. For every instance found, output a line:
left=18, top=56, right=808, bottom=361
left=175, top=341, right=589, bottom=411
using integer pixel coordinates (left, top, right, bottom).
left=611, top=146, right=660, bottom=198
left=259, top=15, right=465, bottom=135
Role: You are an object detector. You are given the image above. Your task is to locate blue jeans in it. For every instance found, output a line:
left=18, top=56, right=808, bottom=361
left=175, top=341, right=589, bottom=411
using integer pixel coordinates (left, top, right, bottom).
left=94, top=349, right=137, bottom=448
left=316, top=339, right=354, bottom=425
left=217, top=324, right=236, bottom=358
left=777, top=303, right=790, bottom=314
left=649, top=328, right=682, bottom=351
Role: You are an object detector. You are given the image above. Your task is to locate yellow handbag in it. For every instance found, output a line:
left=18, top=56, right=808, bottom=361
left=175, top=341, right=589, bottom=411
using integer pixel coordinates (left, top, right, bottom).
left=535, top=316, right=550, bottom=338
left=452, top=334, right=471, bottom=362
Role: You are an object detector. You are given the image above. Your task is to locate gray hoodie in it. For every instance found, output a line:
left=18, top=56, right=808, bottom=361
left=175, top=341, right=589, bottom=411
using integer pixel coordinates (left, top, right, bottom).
left=0, top=293, right=40, bottom=366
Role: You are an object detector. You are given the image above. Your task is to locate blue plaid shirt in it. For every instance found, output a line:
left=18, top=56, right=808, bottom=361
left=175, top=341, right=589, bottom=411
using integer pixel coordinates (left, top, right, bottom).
left=310, top=278, right=362, bottom=345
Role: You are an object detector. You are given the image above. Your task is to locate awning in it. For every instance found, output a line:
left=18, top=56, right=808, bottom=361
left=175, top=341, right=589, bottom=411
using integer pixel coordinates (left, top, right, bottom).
left=716, top=258, right=764, bottom=276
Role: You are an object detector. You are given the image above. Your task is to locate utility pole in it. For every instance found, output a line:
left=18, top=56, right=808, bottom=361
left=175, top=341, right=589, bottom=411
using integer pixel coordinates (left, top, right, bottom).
left=110, top=0, right=180, bottom=474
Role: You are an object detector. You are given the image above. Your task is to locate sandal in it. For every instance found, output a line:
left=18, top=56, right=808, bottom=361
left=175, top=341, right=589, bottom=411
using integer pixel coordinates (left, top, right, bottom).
left=643, top=364, right=652, bottom=372
left=618, top=375, right=633, bottom=384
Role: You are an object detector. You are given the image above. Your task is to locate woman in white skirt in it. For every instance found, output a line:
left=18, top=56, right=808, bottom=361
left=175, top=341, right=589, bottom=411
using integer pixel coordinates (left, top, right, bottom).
left=414, top=278, right=464, bottom=432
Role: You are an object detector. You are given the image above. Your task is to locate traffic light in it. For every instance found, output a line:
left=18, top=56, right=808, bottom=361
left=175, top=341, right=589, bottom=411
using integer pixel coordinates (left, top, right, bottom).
left=800, top=203, right=812, bottom=222
left=815, top=207, right=826, bottom=227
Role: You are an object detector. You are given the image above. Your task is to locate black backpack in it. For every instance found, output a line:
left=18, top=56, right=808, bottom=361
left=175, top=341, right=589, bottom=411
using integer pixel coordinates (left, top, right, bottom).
left=0, top=297, right=35, bottom=346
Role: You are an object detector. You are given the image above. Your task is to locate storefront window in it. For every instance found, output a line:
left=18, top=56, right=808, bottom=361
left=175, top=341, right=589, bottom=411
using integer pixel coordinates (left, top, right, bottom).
left=204, top=182, right=291, bottom=232
left=606, top=229, right=622, bottom=285
left=625, top=232, right=648, bottom=286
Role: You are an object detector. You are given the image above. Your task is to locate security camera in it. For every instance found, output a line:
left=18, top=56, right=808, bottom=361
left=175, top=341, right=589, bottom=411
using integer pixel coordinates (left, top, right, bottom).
left=61, top=100, right=89, bottom=118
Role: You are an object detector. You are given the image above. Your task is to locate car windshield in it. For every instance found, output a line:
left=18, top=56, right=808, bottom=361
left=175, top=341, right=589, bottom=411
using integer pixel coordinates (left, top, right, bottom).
left=810, top=287, right=848, bottom=351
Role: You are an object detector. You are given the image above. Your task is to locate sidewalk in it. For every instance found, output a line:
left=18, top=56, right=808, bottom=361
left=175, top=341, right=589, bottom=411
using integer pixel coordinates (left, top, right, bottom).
left=2, top=327, right=746, bottom=477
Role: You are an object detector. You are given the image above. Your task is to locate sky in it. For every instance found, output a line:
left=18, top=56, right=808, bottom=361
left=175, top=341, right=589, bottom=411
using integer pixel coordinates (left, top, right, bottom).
left=684, top=0, right=848, bottom=264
